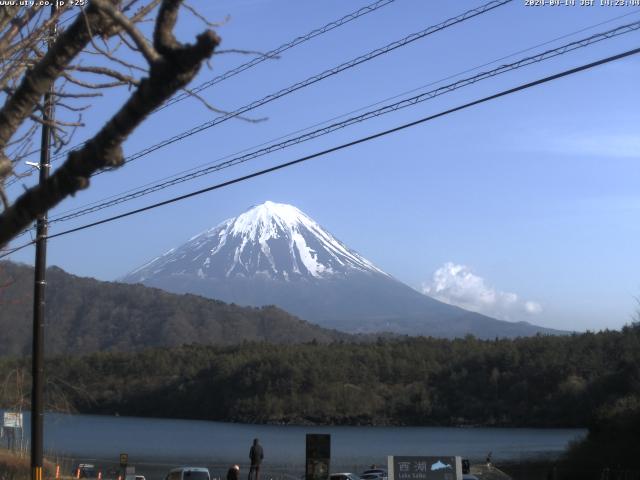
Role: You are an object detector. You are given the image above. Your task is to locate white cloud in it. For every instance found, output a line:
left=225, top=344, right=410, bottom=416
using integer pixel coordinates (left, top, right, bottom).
left=422, top=262, right=542, bottom=321
left=524, top=301, right=542, bottom=314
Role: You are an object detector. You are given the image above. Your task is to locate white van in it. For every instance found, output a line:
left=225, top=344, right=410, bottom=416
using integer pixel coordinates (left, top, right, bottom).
left=166, top=467, right=211, bottom=480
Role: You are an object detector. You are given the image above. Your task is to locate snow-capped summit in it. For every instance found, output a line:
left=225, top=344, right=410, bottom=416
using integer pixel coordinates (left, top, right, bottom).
left=123, top=202, right=562, bottom=339
left=126, top=201, right=385, bottom=283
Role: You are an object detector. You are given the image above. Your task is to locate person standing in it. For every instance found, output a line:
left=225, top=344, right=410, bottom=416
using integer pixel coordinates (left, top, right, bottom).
left=248, top=438, right=264, bottom=480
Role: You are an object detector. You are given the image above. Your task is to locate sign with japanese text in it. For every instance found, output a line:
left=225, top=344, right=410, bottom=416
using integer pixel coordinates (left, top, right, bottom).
left=3, top=412, right=23, bottom=428
left=388, top=456, right=461, bottom=480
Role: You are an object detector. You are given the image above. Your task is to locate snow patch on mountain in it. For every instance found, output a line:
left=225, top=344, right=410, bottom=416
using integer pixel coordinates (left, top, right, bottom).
left=125, top=201, right=387, bottom=282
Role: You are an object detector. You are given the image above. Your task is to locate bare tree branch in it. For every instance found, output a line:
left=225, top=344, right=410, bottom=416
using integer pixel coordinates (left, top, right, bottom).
left=71, top=65, right=140, bottom=86
left=92, top=0, right=160, bottom=64
left=183, top=2, right=229, bottom=28
left=215, top=49, right=279, bottom=59
left=61, top=71, right=130, bottom=89
left=153, top=0, right=181, bottom=54
left=179, top=86, right=267, bottom=123
left=0, top=6, right=22, bottom=34
left=0, top=5, right=42, bottom=54
left=55, top=100, right=91, bottom=112
left=83, top=31, right=148, bottom=73
left=0, top=183, right=8, bottom=209
left=5, top=121, right=37, bottom=149
left=113, top=0, right=161, bottom=32
left=29, top=113, right=84, bottom=128
left=0, top=1, right=114, bottom=155
left=0, top=0, right=220, bottom=246
left=53, top=90, right=103, bottom=98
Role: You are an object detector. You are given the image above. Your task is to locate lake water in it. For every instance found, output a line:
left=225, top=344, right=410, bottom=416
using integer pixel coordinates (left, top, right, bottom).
left=3, top=411, right=586, bottom=475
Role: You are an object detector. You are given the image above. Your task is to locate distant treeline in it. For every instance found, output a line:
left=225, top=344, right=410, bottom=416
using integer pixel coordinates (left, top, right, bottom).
left=1, top=325, right=639, bottom=430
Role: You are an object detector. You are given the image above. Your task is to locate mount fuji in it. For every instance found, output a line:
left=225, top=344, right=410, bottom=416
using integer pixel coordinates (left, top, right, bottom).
left=122, top=201, right=560, bottom=338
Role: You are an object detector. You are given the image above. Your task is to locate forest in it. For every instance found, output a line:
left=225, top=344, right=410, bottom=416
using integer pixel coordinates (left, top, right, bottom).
left=2, top=325, right=639, bottom=477
left=1, top=325, right=638, bottom=429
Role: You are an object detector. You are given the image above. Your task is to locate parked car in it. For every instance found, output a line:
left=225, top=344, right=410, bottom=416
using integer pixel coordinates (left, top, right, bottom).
left=360, top=469, right=387, bottom=480
left=166, top=467, right=211, bottom=480
left=360, top=474, right=380, bottom=480
left=330, top=473, right=360, bottom=480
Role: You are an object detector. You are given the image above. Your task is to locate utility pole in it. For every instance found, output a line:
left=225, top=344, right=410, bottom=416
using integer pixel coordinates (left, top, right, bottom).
left=31, top=5, right=57, bottom=480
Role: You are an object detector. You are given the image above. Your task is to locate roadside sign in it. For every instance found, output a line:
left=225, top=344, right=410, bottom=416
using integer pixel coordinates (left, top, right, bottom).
left=119, top=453, right=128, bottom=467
left=388, top=456, right=462, bottom=480
left=3, top=412, right=23, bottom=428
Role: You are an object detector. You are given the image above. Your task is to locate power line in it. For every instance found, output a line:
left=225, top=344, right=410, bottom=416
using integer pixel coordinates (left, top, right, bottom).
left=6, top=0, right=398, bottom=185
left=97, top=0, right=512, bottom=174
left=45, top=19, right=640, bottom=225
left=53, top=0, right=513, bottom=177
left=0, top=241, right=34, bottom=258
left=158, top=0, right=398, bottom=111
left=11, top=226, right=33, bottom=241
left=34, top=45, right=640, bottom=244
left=13, top=7, right=640, bottom=192
left=47, top=9, right=640, bottom=222
left=3, top=44, right=638, bottom=258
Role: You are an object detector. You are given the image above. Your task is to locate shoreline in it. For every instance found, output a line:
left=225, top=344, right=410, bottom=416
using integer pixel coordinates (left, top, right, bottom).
left=43, top=409, right=589, bottom=430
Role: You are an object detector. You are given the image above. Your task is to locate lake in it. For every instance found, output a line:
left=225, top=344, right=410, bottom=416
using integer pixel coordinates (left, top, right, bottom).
left=2, top=411, right=586, bottom=475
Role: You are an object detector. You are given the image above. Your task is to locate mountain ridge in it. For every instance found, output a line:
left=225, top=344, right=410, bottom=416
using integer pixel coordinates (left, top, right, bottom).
left=123, top=201, right=564, bottom=338
left=0, top=260, right=355, bottom=357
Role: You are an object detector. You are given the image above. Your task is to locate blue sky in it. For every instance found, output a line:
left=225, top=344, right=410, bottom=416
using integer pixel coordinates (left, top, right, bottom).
left=6, top=0, right=640, bottom=331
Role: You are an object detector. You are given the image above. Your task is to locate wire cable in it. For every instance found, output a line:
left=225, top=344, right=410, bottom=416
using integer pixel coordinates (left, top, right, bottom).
left=6, top=0, right=398, bottom=184
left=45, top=19, right=640, bottom=225
left=46, top=9, right=640, bottom=221
left=158, top=0, right=398, bottom=111
left=48, top=0, right=513, bottom=175
left=13, top=5, right=640, bottom=192
left=35, top=45, right=640, bottom=244
left=3, top=43, right=637, bottom=257
left=0, top=241, right=34, bottom=258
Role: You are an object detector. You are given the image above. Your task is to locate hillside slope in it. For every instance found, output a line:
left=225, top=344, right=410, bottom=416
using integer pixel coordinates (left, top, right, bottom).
left=0, top=261, right=351, bottom=357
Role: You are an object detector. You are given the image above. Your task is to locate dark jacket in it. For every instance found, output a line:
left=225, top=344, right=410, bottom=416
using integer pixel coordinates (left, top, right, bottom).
left=250, top=444, right=264, bottom=465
